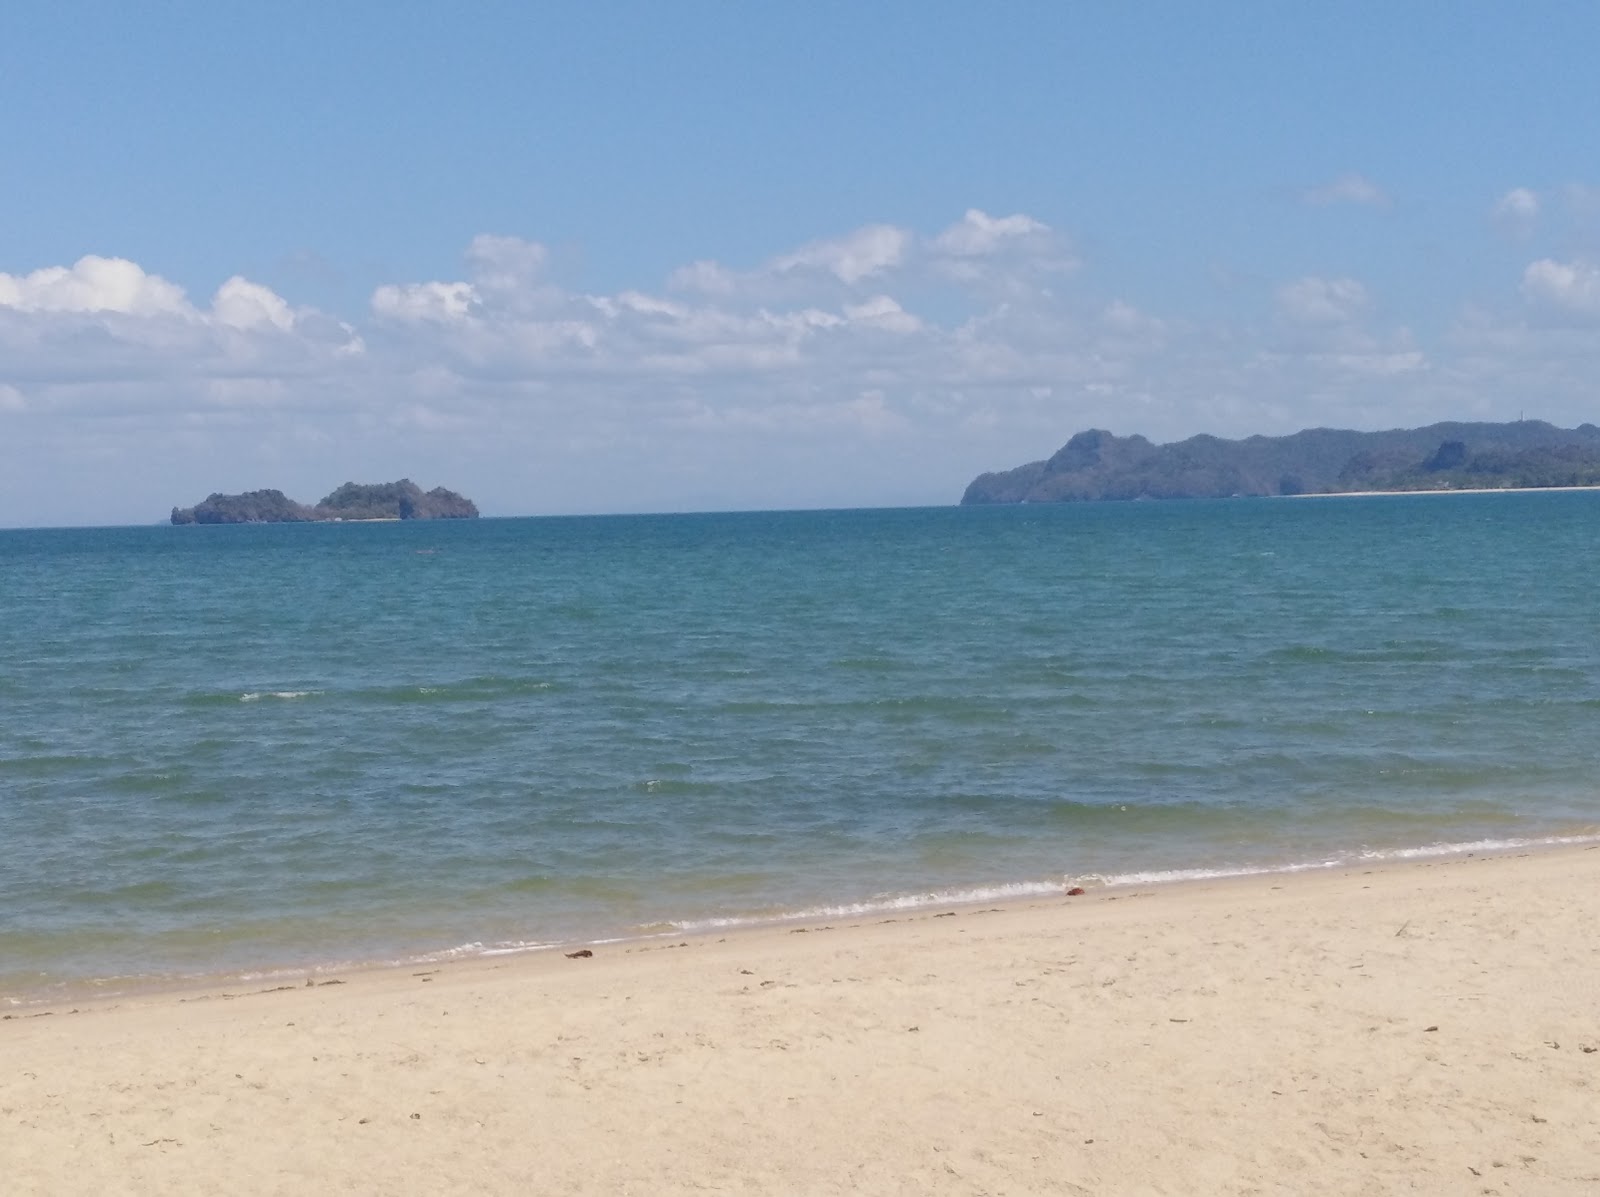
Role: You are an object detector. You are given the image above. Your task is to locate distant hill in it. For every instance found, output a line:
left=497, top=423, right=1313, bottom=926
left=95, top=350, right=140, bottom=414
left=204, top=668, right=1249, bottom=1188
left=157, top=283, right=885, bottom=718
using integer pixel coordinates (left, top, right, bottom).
left=961, top=421, right=1600, bottom=504
left=171, top=480, right=479, bottom=524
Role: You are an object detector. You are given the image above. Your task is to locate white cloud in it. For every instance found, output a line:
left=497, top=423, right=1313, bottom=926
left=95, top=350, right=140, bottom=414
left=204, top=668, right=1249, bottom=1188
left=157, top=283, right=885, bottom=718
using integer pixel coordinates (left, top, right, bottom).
left=1492, top=188, right=1540, bottom=238
left=1302, top=173, right=1389, bottom=207
left=0, top=383, right=23, bottom=412
left=372, top=280, right=477, bottom=323
left=662, top=210, right=1069, bottom=308
left=771, top=223, right=910, bottom=284
left=212, top=277, right=297, bottom=331
left=1521, top=258, right=1600, bottom=317
left=1276, top=276, right=1369, bottom=325
left=932, top=209, right=1049, bottom=257
left=843, top=295, right=921, bottom=333
left=0, top=255, right=190, bottom=316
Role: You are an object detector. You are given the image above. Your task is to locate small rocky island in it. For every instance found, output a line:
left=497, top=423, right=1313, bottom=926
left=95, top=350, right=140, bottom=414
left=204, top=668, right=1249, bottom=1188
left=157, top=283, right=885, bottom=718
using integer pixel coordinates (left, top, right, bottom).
left=171, top=480, right=479, bottom=524
left=963, top=420, right=1600, bottom=504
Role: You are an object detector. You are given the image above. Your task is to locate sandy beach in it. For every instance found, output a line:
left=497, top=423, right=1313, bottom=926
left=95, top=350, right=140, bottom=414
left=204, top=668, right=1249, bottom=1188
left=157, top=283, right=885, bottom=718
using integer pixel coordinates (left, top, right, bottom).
left=5, top=846, right=1599, bottom=1195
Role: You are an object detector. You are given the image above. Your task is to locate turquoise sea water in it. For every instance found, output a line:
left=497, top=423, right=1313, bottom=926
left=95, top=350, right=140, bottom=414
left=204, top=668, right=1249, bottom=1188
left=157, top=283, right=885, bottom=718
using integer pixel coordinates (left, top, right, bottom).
left=3, top=496, right=1598, bottom=1001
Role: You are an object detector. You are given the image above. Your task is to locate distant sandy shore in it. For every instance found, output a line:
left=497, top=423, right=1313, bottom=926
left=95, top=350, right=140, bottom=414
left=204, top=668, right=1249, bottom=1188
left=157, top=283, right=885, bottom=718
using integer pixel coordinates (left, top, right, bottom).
left=6, top=846, right=1600, bottom=1194
left=1286, top=484, right=1600, bottom=498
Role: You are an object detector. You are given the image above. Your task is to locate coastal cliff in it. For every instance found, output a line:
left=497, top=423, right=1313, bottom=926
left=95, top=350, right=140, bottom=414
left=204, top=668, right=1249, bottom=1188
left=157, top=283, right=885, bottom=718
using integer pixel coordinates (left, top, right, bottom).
left=962, top=420, right=1600, bottom=503
left=171, top=480, right=479, bottom=524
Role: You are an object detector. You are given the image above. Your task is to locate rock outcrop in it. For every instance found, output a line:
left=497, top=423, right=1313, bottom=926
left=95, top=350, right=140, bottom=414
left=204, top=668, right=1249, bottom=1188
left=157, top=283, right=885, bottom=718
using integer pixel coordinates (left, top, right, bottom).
left=172, top=480, right=479, bottom=524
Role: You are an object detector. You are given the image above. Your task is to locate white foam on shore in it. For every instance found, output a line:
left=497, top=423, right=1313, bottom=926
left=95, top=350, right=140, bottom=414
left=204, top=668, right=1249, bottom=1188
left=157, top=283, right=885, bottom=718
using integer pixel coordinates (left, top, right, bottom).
left=673, top=832, right=1600, bottom=932
left=669, top=879, right=1073, bottom=932
left=1080, top=832, right=1600, bottom=889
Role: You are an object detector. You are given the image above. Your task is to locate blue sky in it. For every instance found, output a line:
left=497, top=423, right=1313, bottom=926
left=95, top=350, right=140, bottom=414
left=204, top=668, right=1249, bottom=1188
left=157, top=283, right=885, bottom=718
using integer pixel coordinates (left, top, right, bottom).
left=2, top=2, right=1597, bottom=525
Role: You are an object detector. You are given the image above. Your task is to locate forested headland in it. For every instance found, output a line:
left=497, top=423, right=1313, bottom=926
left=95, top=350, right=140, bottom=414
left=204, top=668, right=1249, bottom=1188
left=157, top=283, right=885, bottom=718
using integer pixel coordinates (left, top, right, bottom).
left=962, top=421, right=1600, bottom=504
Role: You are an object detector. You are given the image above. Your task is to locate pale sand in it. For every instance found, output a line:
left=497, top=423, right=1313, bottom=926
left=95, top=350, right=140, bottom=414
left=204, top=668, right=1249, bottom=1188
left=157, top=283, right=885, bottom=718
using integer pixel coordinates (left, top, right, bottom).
left=1285, top=485, right=1600, bottom=498
left=5, top=848, right=1599, bottom=1195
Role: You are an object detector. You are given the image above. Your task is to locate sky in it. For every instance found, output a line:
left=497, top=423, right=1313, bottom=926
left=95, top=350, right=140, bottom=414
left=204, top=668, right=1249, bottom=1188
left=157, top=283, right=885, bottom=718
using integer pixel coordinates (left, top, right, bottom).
left=2, top=2, right=1597, bottom=527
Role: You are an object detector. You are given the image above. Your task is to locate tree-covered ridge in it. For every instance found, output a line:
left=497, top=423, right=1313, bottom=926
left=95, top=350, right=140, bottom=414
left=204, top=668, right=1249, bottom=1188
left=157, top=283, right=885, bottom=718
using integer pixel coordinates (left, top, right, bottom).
left=171, top=480, right=478, bottom=524
left=961, top=421, right=1600, bottom=504
left=315, top=480, right=478, bottom=521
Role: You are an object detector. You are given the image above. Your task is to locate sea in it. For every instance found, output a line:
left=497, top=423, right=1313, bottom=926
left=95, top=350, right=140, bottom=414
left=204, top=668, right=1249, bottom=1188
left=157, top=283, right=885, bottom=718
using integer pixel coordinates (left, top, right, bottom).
left=3, top=494, right=1598, bottom=1003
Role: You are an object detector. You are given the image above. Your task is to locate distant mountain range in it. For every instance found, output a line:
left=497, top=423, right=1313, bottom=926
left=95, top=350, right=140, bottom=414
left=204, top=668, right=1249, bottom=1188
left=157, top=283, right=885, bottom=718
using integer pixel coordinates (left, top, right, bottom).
left=961, top=421, right=1600, bottom=504
left=171, top=479, right=479, bottom=524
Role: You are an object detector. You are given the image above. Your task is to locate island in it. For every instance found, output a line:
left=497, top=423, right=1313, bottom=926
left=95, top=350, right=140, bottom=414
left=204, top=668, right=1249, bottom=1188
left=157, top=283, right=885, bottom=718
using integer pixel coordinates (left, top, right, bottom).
left=171, top=480, right=479, bottom=524
left=961, top=420, right=1600, bottom=504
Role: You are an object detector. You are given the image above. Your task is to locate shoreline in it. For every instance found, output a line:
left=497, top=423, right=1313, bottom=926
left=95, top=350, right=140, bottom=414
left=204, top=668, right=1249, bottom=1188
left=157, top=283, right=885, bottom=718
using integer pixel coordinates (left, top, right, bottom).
left=8, top=826, right=1597, bottom=1012
left=1283, top=483, right=1600, bottom=498
left=6, top=843, right=1599, bottom=1192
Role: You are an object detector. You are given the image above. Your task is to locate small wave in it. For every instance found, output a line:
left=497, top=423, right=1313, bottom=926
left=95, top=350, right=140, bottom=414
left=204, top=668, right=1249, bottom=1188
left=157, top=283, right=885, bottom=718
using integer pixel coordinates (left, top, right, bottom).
left=239, top=690, right=320, bottom=703
left=1080, top=832, right=1600, bottom=888
left=669, top=831, right=1600, bottom=936
left=356, top=677, right=556, bottom=704
left=668, top=879, right=1072, bottom=932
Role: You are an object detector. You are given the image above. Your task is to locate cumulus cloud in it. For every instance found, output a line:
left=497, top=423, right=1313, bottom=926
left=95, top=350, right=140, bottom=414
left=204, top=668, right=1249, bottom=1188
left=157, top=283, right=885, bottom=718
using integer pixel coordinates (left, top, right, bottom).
left=0, top=255, right=190, bottom=316
left=1492, top=188, right=1541, bottom=238
left=842, top=295, right=921, bottom=334
left=0, top=255, right=358, bottom=407
left=372, top=280, right=477, bottom=323
left=771, top=224, right=911, bottom=284
left=667, top=209, right=1070, bottom=301
left=212, top=277, right=297, bottom=331
left=1521, top=258, right=1600, bottom=317
left=1301, top=173, right=1389, bottom=207
left=931, top=209, right=1050, bottom=257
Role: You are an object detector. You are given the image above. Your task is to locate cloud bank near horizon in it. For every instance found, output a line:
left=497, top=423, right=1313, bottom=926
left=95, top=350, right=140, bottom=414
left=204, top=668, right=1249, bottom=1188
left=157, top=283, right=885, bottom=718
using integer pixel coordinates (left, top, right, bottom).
left=3, top=198, right=1599, bottom=526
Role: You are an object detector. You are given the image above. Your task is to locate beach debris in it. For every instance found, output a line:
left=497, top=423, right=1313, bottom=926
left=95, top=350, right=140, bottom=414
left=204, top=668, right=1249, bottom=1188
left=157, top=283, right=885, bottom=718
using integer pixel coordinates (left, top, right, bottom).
left=1066, top=887, right=1086, bottom=897
left=565, top=949, right=593, bottom=959
left=1424, top=1025, right=1439, bottom=1032
left=1582, top=1044, right=1597, bottom=1053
